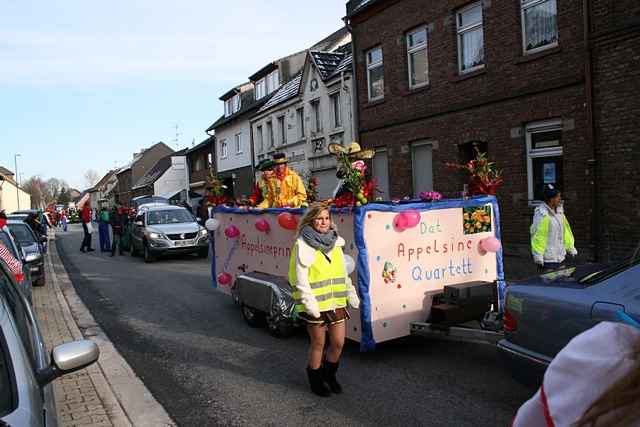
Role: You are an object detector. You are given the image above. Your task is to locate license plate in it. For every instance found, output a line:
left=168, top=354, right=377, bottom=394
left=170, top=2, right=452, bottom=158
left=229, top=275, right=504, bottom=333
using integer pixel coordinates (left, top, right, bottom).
left=174, top=239, right=195, bottom=247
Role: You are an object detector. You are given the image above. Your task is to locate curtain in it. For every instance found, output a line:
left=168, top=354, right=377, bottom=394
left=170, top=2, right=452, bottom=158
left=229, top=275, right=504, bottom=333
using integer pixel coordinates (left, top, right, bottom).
left=461, top=28, right=484, bottom=70
left=525, top=0, right=558, bottom=50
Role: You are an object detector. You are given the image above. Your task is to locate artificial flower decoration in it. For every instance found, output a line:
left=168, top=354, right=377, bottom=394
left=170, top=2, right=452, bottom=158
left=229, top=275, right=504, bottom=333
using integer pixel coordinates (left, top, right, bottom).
left=447, top=148, right=503, bottom=196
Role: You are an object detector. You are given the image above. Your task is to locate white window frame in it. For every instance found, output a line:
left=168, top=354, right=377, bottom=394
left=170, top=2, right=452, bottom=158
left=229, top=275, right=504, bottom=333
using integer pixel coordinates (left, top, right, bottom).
left=366, top=46, right=384, bottom=102
left=267, top=121, right=274, bottom=147
left=311, top=99, right=321, bottom=133
left=406, top=26, right=429, bottom=88
left=224, top=99, right=232, bottom=117
left=296, top=107, right=305, bottom=139
left=220, top=139, right=228, bottom=159
left=266, top=69, right=280, bottom=94
left=329, top=92, right=342, bottom=129
left=521, top=0, right=558, bottom=55
left=256, top=125, right=264, bottom=152
left=233, top=94, right=241, bottom=113
left=255, top=78, right=266, bottom=100
left=525, top=119, right=563, bottom=205
left=235, top=133, right=242, bottom=154
left=277, top=115, right=286, bottom=145
left=456, top=3, right=485, bottom=74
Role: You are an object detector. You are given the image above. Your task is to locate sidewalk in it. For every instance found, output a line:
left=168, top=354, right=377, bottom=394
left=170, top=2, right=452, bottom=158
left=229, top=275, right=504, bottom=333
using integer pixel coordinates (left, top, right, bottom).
left=32, top=231, right=175, bottom=427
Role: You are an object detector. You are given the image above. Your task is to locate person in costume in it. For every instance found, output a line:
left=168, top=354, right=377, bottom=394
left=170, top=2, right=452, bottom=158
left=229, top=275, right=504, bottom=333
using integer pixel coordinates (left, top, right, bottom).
left=530, top=184, right=577, bottom=272
left=288, top=203, right=360, bottom=397
left=266, top=152, right=307, bottom=208
left=250, top=159, right=274, bottom=208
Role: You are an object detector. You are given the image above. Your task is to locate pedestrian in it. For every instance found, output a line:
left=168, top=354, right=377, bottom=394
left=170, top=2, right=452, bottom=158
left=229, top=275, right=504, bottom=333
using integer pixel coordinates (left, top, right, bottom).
left=110, top=205, right=126, bottom=256
left=61, top=210, right=68, bottom=232
left=530, top=184, right=577, bottom=272
left=98, top=207, right=111, bottom=252
left=512, top=320, right=640, bottom=427
left=80, top=203, right=94, bottom=252
left=288, top=203, right=360, bottom=397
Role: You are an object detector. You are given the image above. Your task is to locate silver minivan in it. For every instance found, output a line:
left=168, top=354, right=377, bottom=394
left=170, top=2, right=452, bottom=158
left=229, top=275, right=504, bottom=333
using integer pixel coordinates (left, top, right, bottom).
left=0, top=258, right=99, bottom=426
left=130, top=204, right=209, bottom=263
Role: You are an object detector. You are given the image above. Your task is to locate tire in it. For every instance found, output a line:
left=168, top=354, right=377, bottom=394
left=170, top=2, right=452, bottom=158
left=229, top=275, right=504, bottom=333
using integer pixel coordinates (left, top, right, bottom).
left=266, top=299, right=296, bottom=338
left=143, top=242, right=155, bottom=263
left=241, top=304, right=265, bottom=327
left=197, top=247, right=209, bottom=258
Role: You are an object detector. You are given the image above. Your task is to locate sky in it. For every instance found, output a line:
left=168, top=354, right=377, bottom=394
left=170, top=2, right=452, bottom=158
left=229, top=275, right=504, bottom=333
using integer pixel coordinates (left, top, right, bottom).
left=0, top=1, right=348, bottom=191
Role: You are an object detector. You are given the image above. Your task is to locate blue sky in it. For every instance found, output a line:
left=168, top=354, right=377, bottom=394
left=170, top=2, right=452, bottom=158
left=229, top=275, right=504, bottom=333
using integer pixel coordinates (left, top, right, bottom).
left=0, top=1, right=347, bottom=190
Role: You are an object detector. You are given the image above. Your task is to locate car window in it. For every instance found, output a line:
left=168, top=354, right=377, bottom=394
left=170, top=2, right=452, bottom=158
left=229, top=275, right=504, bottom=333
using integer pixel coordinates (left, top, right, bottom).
left=0, top=328, right=16, bottom=417
left=0, top=233, right=16, bottom=259
left=7, top=224, right=36, bottom=246
left=579, top=256, right=640, bottom=286
left=147, top=210, right=194, bottom=225
left=0, top=270, right=37, bottom=367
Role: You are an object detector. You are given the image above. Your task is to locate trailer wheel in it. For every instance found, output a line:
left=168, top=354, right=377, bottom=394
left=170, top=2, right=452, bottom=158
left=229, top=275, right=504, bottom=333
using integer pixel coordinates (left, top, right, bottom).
left=241, top=304, right=265, bottom=327
left=266, top=300, right=295, bottom=338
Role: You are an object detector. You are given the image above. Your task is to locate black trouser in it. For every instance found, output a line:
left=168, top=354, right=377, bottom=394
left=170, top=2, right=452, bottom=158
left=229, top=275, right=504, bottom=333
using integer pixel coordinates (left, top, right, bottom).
left=80, top=222, right=92, bottom=251
left=111, top=234, right=122, bottom=255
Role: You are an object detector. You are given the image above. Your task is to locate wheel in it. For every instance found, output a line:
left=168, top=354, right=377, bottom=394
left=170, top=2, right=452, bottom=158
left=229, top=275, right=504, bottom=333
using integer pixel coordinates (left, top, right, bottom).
left=266, top=299, right=296, bottom=338
left=143, top=242, right=155, bottom=263
left=197, top=247, right=208, bottom=258
left=241, top=304, right=265, bottom=327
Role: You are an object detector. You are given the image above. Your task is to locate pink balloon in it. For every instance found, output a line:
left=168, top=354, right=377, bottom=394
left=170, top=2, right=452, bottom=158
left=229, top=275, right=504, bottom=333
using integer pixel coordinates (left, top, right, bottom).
left=402, top=210, right=421, bottom=228
left=481, top=236, right=502, bottom=253
left=393, top=213, right=408, bottom=231
left=224, top=224, right=240, bottom=238
left=255, top=218, right=270, bottom=232
left=277, top=212, right=298, bottom=230
left=217, top=272, right=232, bottom=285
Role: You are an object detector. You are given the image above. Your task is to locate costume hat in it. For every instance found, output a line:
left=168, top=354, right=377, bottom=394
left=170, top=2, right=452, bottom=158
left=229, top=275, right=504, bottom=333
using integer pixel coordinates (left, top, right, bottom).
left=272, top=152, right=288, bottom=164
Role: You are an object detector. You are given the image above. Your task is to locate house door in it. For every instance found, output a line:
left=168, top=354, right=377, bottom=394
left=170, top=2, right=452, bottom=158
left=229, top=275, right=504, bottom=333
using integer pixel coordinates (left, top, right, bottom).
left=411, top=142, right=433, bottom=197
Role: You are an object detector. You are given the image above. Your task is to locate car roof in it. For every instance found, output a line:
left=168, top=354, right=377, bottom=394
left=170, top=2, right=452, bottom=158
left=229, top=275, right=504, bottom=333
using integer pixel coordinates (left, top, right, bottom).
left=6, top=220, right=27, bottom=225
left=142, top=204, right=187, bottom=212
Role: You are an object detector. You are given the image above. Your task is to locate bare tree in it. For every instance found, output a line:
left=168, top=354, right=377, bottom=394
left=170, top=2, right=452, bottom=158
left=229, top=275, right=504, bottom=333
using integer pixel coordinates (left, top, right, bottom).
left=22, top=176, right=46, bottom=208
left=84, top=169, right=100, bottom=188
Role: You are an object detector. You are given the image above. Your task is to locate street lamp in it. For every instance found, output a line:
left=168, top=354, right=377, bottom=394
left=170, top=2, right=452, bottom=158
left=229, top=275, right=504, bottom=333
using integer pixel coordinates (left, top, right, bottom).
left=14, top=154, right=20, bottom=210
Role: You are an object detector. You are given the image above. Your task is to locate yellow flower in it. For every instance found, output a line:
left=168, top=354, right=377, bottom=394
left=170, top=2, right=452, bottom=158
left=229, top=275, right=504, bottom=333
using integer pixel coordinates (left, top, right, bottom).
left=464, top=223, right=471, bottom=229
left=463, top=213, right=470, bottom=221
left=475, top=222, right=482, bottom=229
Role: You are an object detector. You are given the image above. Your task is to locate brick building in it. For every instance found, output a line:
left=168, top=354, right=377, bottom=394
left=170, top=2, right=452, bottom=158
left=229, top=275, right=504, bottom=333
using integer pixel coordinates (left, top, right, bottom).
left=345, top=0, right=639, bottom=261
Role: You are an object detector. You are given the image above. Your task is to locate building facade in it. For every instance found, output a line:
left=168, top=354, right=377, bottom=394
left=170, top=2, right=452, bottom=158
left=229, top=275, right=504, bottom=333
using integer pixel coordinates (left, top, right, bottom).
left=186, top=136, right=216, bottom=198
left=131, top=150, right=188, bottom=203
left=0, top=170, right=31, bottom=212
left=346, top=0, right=606, bottom=259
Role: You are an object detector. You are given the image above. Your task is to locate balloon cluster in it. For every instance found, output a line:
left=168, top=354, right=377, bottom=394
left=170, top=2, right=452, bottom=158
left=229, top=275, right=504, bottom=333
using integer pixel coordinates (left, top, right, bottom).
left=393, top=210, right=421, bottom=231
left=277, top=212, right=298, bottom=230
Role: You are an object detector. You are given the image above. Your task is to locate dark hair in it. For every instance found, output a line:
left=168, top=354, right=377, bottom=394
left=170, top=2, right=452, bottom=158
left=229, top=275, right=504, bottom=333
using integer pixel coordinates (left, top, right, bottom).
left=543, top=184, right=561, bottom=202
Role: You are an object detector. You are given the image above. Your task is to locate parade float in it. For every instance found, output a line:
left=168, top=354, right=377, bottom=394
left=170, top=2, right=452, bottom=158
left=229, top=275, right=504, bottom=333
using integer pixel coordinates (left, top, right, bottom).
left=207, top=145, right=506, bottom=351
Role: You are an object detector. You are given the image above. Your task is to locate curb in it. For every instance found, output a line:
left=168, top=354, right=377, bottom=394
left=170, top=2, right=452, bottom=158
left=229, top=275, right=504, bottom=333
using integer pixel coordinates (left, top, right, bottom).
left=47, top=231, right=176, bottom=427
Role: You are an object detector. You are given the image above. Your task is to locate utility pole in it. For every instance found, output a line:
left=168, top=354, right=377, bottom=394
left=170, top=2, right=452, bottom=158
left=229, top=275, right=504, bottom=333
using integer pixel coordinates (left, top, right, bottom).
left=14, top=153, right=20, bottom=210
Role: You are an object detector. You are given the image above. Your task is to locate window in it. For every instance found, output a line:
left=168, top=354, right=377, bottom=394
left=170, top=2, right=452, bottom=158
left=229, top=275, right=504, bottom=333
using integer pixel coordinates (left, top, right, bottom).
left=207, top=153, right=213, bottom=168
left=266, top=121, right=274, bottom=147
left=0, top=270, right=37, bottom=367
left=411, top=142, right=434, bottom=197
left=193, top=156, right=204, bottom=172
left=525, top=119, right=563, bottom=202
left=406, top=27, right=429, bottom=88
left=457, top=3, right=485, bottom=73
left=330, top=92, right=341, bottom=129
left=223, top=94, right=241, bottom=117
left=521, top=0, right=558, bottom=54
left=235, top=133, right=242, bottom=154
left=220, top=140, right=228, bottom=159
left=296, top=107, right=305, bottom=138
left=366, top=47, right=384, bottom=101
left=224, top=99, right=232, bottom=117
left=311, top=99, right=321, bottom=132
left=266, top=69, right=280, bottom=94
left=233, top=94, right=241, bottom=113
left=277, top=116, right=286, bottom=145
left=372, top=149, right=390, bottom=200
left=255, top=78, right=266, bottom=100
left=256, top=125, right=264, bottom=152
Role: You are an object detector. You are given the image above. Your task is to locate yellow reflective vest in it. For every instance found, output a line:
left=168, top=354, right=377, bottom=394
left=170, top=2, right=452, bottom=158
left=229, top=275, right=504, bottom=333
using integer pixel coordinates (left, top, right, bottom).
left=288, top=240, right=348, bottom=315
left=530, top=204, right=576, bottom=264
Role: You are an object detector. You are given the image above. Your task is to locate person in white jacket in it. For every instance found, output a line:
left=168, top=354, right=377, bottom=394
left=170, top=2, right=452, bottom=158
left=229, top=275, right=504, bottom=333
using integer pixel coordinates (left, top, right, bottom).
left=530, top=185, right=577, bottom=271
left=288, top=203, right=360, bottom=397
left=512, top=320, right=640, bottom=427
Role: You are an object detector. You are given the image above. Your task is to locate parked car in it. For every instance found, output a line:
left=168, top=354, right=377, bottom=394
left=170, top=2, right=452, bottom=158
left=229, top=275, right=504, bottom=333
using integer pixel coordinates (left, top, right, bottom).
left=0, top=227, right=34, bottom=303
left=497, top=252, right=640, bottom=387
left=131, top=195, right=169, bottom=210
left=7, top=220, right=46, bottom=286
left=129, top=205, right=209, bottom=263
left=0, top=256, right=99, bottom=427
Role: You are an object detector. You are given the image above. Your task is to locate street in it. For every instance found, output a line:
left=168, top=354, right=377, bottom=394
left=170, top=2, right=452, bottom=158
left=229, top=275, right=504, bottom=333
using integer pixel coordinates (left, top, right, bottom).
left=56, top=224, right=531, bottom=427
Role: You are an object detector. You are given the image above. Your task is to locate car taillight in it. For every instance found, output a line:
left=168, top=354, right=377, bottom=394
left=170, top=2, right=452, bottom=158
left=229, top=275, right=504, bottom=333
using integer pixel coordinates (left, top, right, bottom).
left=15, top=273, right=25, bottom=283
left=503, top=307, right=517, bottom=332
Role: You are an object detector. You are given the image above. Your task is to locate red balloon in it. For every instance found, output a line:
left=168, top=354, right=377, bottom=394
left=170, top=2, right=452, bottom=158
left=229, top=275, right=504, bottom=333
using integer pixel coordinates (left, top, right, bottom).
left=277, top=212, right=298, bottom=230
left=217, top=272, right=232, bottom=285
left=255, top=218, right=271, bottom=232
left=224, top=224, right=240, bottom=238
left=393, top=213, right=408, bottom=231
left=402, top=210, right=421, bottom=228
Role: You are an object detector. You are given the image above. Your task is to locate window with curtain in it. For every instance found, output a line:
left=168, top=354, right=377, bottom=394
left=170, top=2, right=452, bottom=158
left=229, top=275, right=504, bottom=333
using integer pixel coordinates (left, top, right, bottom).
left=366, top=46, right=384, bottom=101
left=220, top=140, right=228, bottom=159
left=330, top=92, right=341, bottom=129
left=296, top=107, right=305, bottom=138
left=406, top=27, right=429, bottom=88
left=311, top=99, right=321, bottom=132
left=256, top=125, right=264, bottom=152
left=267, top=121, right=274, bottom=147
left=235, top=133, right=242, bottom=154
left=277, top=116, right=286, bottom=145
left=411, top=142, right=434, bottom=197
left=457, top=3, right=485, bottom=73
left=255, top=79, right=266, bottom=100
left=521, top=0, right=558, bottom=53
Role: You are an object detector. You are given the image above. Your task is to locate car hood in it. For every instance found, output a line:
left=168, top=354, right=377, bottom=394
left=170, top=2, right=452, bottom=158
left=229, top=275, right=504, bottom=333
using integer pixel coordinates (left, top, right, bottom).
left=148, top=223, right=200, bottom=234
left=511, top=263, right=610, bottom=289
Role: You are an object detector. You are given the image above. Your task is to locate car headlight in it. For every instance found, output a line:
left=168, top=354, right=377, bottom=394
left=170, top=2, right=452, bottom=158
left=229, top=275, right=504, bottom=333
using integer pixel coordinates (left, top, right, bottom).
left=149, top=232, right=164, bottom=239
left=199, top=229, right=208, bottom=236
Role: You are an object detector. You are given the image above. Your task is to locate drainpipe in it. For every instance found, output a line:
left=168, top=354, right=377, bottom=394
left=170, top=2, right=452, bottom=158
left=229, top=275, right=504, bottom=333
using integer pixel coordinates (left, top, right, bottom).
left=583, top=0, right=599, bottom=261
left=343, top=18, right=360, bottom=144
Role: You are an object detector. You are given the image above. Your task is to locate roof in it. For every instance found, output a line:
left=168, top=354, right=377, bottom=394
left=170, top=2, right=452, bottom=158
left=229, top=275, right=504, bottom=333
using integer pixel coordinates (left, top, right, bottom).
left=90, top=170, right=117, bottom=192
left=131, top=152, right=178, bottom=190
left=219, top=86, right=241, bottom=101
left=309, top=50, right=353, bottom=81
left=309, top=27, right=350, bottom=51
left=248, top=62, right=278, bottom=82
left=256, top=72, right=303, bottom=114
left=206, top=91, right=272, bottom=132
left=0, top=167, right=14, bottom=177
left=185, top=135, right=215, bottom=155
left=345, top=0, right=380, bottom=18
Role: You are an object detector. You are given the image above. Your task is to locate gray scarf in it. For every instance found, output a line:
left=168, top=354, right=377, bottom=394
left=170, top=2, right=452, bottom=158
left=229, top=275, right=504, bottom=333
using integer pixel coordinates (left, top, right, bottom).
left=300, top=225, right=338, bottom=254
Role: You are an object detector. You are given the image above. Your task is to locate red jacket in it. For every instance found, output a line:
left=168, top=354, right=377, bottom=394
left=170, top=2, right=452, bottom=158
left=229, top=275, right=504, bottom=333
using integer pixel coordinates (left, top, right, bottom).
left=81, top=206, right=91, bottom=224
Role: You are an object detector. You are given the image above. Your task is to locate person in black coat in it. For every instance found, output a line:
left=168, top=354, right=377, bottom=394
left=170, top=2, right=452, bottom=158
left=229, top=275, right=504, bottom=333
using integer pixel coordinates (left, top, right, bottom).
left=109, top=206, right=127, bottom=256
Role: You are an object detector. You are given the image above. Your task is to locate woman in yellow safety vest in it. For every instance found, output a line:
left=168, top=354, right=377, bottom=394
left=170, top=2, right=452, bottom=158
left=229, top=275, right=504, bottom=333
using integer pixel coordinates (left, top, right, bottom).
left=288, top=203, right=360, bottom=397
left=530, top=185, right=577, bottom=271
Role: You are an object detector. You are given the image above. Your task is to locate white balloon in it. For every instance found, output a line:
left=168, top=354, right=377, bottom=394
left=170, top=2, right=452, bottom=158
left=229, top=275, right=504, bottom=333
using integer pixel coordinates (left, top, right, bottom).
left=205, top=218, right=220, bottom=231
left=344, top=254, right=356, bottom=275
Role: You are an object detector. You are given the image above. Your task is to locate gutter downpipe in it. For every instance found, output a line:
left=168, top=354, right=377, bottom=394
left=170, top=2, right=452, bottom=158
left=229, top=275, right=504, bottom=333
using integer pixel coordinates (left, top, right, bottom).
left=344, top=17, right=360, bottom=145
left=583, top=0, right=599, bottom=261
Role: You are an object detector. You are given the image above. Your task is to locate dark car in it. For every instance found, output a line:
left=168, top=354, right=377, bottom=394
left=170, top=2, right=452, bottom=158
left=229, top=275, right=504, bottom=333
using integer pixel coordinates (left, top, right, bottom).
left=497, top=253, right=640, bottom=388
left=7, top=220, right=46, bottom=286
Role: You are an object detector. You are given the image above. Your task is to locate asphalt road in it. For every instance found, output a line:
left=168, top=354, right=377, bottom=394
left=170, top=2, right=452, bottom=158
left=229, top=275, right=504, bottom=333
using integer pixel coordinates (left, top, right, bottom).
left=56, top=224, right=532, bottom=427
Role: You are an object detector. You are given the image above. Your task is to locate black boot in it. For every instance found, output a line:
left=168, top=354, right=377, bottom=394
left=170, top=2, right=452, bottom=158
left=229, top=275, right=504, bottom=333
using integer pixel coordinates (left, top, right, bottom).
left=306, top=366, right=331, bottom=397
left=322, top=361, right=342, bottom=394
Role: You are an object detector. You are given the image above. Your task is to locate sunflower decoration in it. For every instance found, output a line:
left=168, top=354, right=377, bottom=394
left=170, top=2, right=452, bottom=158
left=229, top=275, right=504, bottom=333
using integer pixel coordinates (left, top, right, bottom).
left=328, top=142, right=376, bottom=207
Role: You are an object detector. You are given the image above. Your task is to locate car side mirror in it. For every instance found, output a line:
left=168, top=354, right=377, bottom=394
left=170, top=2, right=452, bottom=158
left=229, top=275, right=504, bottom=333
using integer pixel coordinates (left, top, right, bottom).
left=196, top=217, right=203, bottom=224
left=37, top=340, right=99, bottom=386
left=135, top=220, right=143, bottom=227
left=25, top=253, right=40, bottom=263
